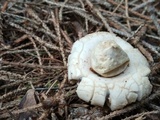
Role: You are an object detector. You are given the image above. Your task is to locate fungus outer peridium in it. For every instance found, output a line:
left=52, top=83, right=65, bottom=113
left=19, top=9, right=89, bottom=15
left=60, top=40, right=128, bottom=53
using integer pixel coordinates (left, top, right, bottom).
left=68, top=32, right=152, bottom=111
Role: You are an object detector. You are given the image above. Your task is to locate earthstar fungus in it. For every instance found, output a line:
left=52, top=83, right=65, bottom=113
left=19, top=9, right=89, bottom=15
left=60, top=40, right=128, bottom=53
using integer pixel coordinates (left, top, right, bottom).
left=68, top=32, right=152, bottom=111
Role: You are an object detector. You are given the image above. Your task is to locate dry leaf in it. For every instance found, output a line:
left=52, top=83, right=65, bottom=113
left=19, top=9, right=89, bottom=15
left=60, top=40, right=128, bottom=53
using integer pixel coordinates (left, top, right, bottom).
left=18, top=89, right=39, bottom=120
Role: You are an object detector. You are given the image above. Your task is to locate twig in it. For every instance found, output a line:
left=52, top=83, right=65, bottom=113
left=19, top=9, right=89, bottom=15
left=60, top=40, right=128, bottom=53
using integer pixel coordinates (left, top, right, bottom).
left=112, top=0, right=124, bottom=13
left=132, top=0, right=155, bottom=11
left=59, top=72, right=67, bottom=89
left=127, top=24, right=145, bottom=41
left=111, top=27, right=131, bottom=37
left=13, top=34, right=28, bottom=44
left=136, top=43, right=154, bottom=62
left=151, top=62, right=160, bottom=75
left=38, top=109, right=50, bottom=120
left=0, top=70, right=27, bottom=80
left=60, top=29, right=73, bottom=48
left=94, top=8, right=113, bottom=33
left=125, top=0, right=131, bottom=30
left=0, top=103, right=42, bottom=119
left=0, top=79, right=28, bottom=90
left=26, top=8, right=57, bottom=39
left=142, top=41, right=160, bottom=56
left=44, top=0, right=85, bottom=12
left=127, top=25, right=154, bottom=62
left=99, top=91, right=160, bottom=120
left=45, top=71, right=64, bottom=92
left=12, top=42, right=33, bottom=50
left=0, top=99, right=20, bottom=111
left=0, top=13, right=9, bottom=49
left=101, top=10, right=143, bottom=23
left=29, top=36, right=43, bottom=74
left=146, top=34, right=160, bottom=41
left=73, top=10, right=100, bottom=25
left=147, top=5, right=160, bottom=36
left=43, top=46, right=54, bottom=59
left=149, top=103, right=160, bottom=111
left=8, top=22, right=59, bottom=51
left=122, top=110, right=159, bottom=120
left=0, top=87, right=27, bottom=101
left=46, top=80, right=58, bottom=95
left=108, top=17, right=131, bottom=33
left=108, top=0, right=154, bottom=21
left=1, top=1, right=9, bottom=12
left=2, top=12, right=38, bottom=25
left=78, top=0, right=88, bottom=32
left=51, top=11, right=67, bottom=66
left=59, top=0, right=69, bottom=21
left=99, top=9, right=159, bottom=31
left=0, top=49, right=40, bottom=56
left=0, top=13, right=4, bottom=44
left=1, top=60, right=66, bottom=69
left=86, top=0, right=113, bottom=33
left=0, top=49, right=41, bottom=58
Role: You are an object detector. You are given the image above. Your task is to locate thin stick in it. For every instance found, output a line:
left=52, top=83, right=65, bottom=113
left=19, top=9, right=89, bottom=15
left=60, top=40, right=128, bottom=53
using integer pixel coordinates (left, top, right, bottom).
left=142, top=41, right=160, bottom=56
left=43, top=46, right=54, bottom=59
left=46, top=80, right=58, bottom=95
left=1, top=1, right=9, bottom=12
left=0, top=87, right=27, bottom=101
left=1, top=60, right=66, bottom=69
left=12, top=42, right=33, bottom=50
left=127, top=24, right=154, bottom=62
left=95, top=9, right=113, bottom=33
left=13, top=34, right=28, bottom=44
left=0, top=103, right=42, bottom=119
left=44, top=0, right=85, bottom=12
left=29, top=36, right=43, bottom=74
left=73, top=10, right=99, bottom=25
left=99, top=91, right=160, bottom=120
left=125, top=0, right=131, bottom=30
left=100, top=9, right=157, bottom=31
left=26, top=8, right=57, bottom=39
left=146, top=34, right=160, bottom=41
left=151, top=62, right=160, bottom=75
left=112, top=0, right=124, bottom=13
left=60, top=29, right=73, bottom=48
left=79, top=0, right=88, bottom=32
left=132, top=0, right=155, bottom=11
left=111, top=27, right=131, bottom=37
left=122, top=110, right=159, bottom=120
left=148, top=5, right=160, bottom=36
left=136, top=44, right=154, bottom=62
left=9, top=22, right=59, bottom=51
left=51, top=11, right=67, bottom=66
left=86, top=0, right=113, bottom=33
left=59, top=0, right=69, bottom=21
left=108, top=0, right=154, bottom=21
left=60, top=73, right=67, bottom=89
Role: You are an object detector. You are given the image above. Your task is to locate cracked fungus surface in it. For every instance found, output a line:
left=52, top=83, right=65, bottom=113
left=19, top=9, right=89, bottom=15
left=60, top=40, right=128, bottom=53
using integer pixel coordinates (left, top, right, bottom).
left=68, top=32, right=152, bottom=111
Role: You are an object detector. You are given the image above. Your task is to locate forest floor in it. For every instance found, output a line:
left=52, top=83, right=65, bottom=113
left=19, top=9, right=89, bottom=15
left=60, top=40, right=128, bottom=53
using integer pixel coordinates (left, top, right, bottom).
left=0, top=0, right=160, bottom=120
